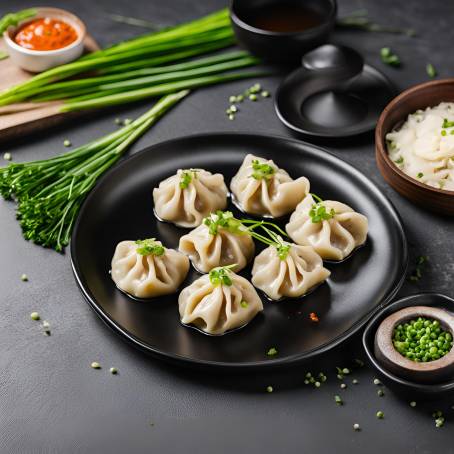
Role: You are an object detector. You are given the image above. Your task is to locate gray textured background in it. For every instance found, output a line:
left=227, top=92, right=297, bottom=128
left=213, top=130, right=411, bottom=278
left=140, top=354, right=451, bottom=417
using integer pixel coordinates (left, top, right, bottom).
left=1, top=0, right=453, bottom=452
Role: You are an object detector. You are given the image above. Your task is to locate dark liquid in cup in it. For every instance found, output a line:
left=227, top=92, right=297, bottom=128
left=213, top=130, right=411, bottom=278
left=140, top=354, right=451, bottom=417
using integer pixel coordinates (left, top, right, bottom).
left=247, top=4, right=323, bottom=33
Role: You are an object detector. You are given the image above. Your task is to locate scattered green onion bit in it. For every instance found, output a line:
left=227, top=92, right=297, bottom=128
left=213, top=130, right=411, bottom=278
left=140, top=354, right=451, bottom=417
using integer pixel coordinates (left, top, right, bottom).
left=442, top=118, right=454, bottom=128
left=123, top=118, right=132, bottom=125
left=376, top=411, right=384, bottom=419
left=91, top=362, right=101, bottom=369
left=377, top=389, right=385, bottom=397
left=230, top=105, right=238, bottom=113
left=392, top=316, right=453, bottom=362
left=314, top=381, right=321, bottom=388
left=380, top=47, right=400, bottom=67
left=340, top=383, right=347, bottom=389
left=410, top=401, right=417, bottom=408
left=441, top=130, right=447, bottom=137
left=114, top=118, right=122, bottom=125
left=409, top=255, right=428, bottom=282
left=229, top=95, right=237, bottom=103
left=353, top=423, right=360, bottom=431
left=426, top=63, right=437, bottom=78
left=266, top=385, right=273, bottom=393
left=135, top=238, right=165, bottom=256
left=21, top=274, right=28, bottom=281
left=3, top=152, right=12, bottom=161
left=30, top=312, right=40, bottom=321
left=267, top=347, right=278, bottom=357
left=417, top=172, right=424, bottom=178
left=334, top=395, right=343, bottom=405
left=63, top=139, right=71, bottom=147
left=394, top=156, right=404, bottom=165
left=249, top=93, right=258, bottom=101
left=373, top=378, right=382, bottom=386
left=42, top=320, right=50, bottom=335
left=109, top=367, right=118, bottom=374
left=240, top=300, right=248, bottom=308
left=228, top=114, right=235, bottom=120
left=261, top=90, right=270, bottom=98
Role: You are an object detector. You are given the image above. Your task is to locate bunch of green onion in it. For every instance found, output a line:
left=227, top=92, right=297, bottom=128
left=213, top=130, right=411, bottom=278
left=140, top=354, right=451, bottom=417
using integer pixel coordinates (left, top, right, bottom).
left=0, top=91, right=188, bottom=251
left=0, top=8, right=266, bottom=111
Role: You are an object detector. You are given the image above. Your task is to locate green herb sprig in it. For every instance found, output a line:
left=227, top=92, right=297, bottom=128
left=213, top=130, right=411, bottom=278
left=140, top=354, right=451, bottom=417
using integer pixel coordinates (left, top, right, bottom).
left=202, top=211, right=291, bottom=260
left=309, top=194, right=336, bottom=223
left=250, top=159, right=276, bottom=180
left=0, top=91, right=187, bottom=251
left=203, top=211, right=246, bottom=235
left=135, top=238, right=165, bottom=256
left=209, top=264, right=236, bottom=286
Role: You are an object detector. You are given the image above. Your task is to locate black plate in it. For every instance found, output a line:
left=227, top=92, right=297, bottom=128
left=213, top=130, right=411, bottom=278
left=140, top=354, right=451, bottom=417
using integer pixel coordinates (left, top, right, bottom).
left=275, top=64, right=396, bottom=138
left=363, top=293, right=454, bottom=399
left=70, top=133, right=408, bottom=370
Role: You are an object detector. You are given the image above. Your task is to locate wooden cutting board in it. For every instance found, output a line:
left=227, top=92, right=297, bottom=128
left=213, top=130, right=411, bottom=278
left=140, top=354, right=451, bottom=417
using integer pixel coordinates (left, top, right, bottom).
left=0, top=35, right=99, bottom=143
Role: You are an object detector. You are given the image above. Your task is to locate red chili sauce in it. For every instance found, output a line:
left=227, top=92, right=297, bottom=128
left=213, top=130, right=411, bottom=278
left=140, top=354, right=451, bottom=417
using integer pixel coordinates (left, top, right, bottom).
left=14, top=17, right=78, bottom=51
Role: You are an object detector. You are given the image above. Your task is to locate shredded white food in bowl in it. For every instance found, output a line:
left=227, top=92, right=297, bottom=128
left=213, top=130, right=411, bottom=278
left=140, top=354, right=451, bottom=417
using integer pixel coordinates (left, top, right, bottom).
left=386, top=102, right=454, bottom=191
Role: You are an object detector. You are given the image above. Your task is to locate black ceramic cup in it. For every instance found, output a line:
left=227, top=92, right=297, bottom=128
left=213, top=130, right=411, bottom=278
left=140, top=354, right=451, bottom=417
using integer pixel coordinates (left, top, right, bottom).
left=230, top=0, right=337, bottom=63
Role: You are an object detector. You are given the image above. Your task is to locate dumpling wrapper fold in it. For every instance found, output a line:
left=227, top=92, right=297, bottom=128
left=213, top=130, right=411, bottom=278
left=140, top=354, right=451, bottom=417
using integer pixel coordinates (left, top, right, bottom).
left=111, top=240, right=189, bottom=298
left=179, top=273, right=263, bottom=335
left=286, top=194, right=368, bottom=261
left=153, top=169, right=228, bottom=228
left=230, top=154, right=310, bottom=218
left=252, top=243, right=330, bottom=300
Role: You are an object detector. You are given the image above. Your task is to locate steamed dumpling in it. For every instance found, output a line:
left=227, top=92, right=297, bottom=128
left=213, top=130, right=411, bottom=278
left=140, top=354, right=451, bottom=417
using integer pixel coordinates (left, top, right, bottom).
left=111, top=239, right=189, bottom=298
left=178, top=211, right=255, bottom=273
left=251, top=242, right=330, bottom=300
left=286, top=194, right=368, bottom=261
left=153, top=169, right=228, bottom=228
left=230, top=154, right=310, bottom=217
left=179, top=266, right=263, bottom=335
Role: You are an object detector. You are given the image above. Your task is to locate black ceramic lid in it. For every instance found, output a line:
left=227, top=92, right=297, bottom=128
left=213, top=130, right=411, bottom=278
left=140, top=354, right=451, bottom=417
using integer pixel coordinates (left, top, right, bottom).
left=275, top=44, right=397, bottom=139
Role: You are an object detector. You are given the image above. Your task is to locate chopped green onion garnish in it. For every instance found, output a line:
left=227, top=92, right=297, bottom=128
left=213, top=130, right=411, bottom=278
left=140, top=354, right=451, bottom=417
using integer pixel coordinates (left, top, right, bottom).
left=3, top=152, right=12, bottom=161
left=109, top=367, right=118, bottom=374
left=251, top=159, right=275, bottom=180
left=21, top=274, right=28, bottom=281
left=63, top=139, right=71, bottom=147
left=135, top=238, right=165, bottom=256
left=209, top=264, right=236, bottom=286
left=267, top=347, right=278, bottom=357
left=30, top=312, right=40, bottom=321
left=266, top=385, right=273, bottom=393
left=91, top=362, right=101, bottom=369
left=376, top=411, right=384, bottom=419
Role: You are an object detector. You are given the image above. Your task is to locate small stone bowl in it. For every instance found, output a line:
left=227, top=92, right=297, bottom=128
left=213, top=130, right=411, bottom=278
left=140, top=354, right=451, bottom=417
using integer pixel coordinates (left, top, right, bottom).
left=374, top=306, right=454, bottom=384
left=363, top=293, right=454, bottom=399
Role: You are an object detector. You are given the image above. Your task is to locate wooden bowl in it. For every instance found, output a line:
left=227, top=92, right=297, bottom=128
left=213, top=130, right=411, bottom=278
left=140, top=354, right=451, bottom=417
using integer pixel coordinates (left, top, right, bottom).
left=374, top=306, right=454, bottom=384
left=375, top=79, right=454, bottom=215
left=363, top=293, right=454, bottom=399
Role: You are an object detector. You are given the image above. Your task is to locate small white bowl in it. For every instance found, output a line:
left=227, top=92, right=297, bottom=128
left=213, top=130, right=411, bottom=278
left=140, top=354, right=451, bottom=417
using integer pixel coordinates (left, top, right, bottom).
left=3, top=7, right=86, bottom=73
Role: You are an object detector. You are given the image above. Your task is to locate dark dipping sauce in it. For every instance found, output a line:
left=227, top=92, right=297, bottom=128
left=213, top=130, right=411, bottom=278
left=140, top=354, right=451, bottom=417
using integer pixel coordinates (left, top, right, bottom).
left=246, top=4, right=323, bottom=33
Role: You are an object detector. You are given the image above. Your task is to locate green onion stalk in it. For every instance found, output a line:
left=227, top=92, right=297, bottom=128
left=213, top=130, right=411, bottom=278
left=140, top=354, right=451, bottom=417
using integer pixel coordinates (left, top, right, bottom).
left=0, top=8, right=265, bottom=111
left=0, top=91, right=188, bottom=251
